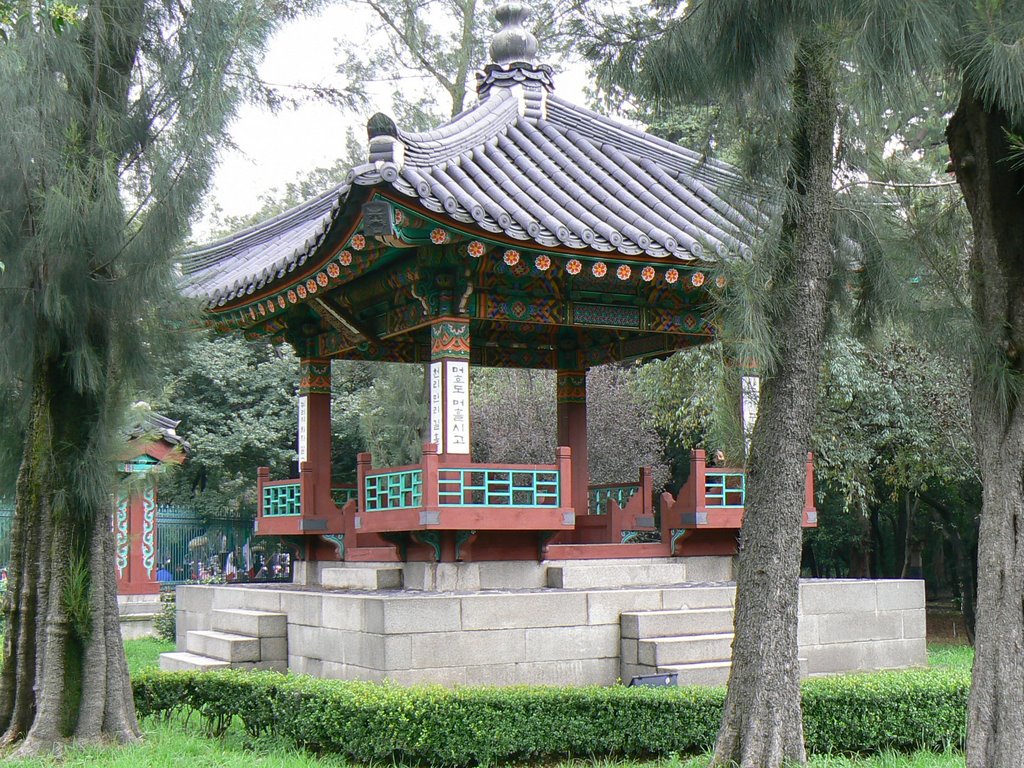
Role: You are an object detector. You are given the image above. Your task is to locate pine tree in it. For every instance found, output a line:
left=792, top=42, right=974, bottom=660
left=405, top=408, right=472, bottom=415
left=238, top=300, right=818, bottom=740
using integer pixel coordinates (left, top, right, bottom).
left=942, top=6, right=1024, bottom=765
left=584, top=5, right=848, bottom=763
left=0, top=0, right=284, bottom=754
left=584, top=1, right=1024, bottom=765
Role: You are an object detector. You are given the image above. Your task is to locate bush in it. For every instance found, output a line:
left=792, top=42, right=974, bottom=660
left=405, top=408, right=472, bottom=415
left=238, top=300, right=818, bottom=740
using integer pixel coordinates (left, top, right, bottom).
left=802, top=668, right=969, bottom=753
left=132, top=666, right=969, bottom=764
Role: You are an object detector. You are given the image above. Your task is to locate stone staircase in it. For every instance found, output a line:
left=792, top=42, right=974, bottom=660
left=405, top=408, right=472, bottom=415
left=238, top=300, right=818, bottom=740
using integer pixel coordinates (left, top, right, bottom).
left=160, top=608, right=287, bottom=673
left=620, top=605, right=736, bottom=686
left=618, top=583, right=737, bottom=686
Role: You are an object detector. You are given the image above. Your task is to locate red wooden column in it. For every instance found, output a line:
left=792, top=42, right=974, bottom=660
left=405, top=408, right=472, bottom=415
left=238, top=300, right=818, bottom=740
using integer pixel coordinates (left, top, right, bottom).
left=115, top=433, right=185, bottom=595
left=557, top=369, right=589, bottom=518
left=115, top=475, right=160, bottom=595
left=427, top=317, right=471, bottom=460
left=298, top=358, right=333, bottom=521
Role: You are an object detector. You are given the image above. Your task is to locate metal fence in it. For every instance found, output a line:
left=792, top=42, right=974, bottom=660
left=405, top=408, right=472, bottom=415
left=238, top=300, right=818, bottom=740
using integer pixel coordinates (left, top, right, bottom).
left=155, top=505, right=255, bottom=582
left=0, top=502, right=256, bottom=582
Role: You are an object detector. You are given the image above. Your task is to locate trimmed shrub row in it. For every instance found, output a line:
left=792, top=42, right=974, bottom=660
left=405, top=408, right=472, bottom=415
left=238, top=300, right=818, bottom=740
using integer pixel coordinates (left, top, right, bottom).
left=133, top=667, right=968, bottom=764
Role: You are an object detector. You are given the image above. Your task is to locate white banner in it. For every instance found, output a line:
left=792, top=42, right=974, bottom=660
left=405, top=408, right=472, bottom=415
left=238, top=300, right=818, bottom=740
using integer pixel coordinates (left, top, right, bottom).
left=429, top=362, right=444, bottom=453
left=298, top=395, right=308, bottom=464
left=741, top=375, right=760, bottom=455
left=445, top=359, right=470, bottom=454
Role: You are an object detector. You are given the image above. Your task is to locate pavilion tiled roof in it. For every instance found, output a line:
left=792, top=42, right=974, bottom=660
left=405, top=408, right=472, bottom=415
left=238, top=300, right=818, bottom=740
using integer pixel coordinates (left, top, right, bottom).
left=181, top=29, right=761, bottom=310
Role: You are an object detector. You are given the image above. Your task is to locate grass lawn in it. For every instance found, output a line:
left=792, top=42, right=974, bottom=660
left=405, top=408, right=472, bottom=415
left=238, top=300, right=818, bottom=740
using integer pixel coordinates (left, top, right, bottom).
left=0, top=639, right=972, bottom=768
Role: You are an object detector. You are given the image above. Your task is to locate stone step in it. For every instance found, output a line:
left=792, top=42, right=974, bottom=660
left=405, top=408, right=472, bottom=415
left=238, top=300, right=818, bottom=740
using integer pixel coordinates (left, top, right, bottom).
left=621, top=607, right=734, bottom=639
left=211, top=608, right=287, bottom=638
left=638, top=632, right=734, bottom=667
left=186, top=630, right=260, bottom=662
left=321, top=565, right=403, bottom=590
left=159, top=651, right=230, bottom=672
left=118, top=599, right=162, bottom=616
left=546, top=557, right=734, bottom=589
left=648, top=655, right=809, bottom=687
left=660, top=660, right=732, bottom=687
left=547, top=560, right=688, bottom=589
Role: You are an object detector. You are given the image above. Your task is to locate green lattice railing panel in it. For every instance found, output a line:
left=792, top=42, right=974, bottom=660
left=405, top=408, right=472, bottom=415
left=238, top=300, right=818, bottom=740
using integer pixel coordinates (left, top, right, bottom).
left=705, top=471, right=745, bottom=507
left=437, top=468, right=560, bottom=507
left=263, top=482, right=302, bottom=516
left=588, top=484, right=640, bottom=515
left=364, top=470, right=423, bottom=511
left=331, top=485, right=359, bottom=507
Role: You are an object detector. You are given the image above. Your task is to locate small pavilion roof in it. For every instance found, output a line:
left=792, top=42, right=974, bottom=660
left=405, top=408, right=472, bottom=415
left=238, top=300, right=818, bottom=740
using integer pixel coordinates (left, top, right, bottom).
left=181, top=8, right=762, bottom=313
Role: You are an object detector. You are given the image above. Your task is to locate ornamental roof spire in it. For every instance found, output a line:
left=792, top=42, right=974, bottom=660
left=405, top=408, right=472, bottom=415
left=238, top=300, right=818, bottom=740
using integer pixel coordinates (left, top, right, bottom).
left=489, top=2, right=537, bottom=66
left=477, top=1, right=554, bottom=100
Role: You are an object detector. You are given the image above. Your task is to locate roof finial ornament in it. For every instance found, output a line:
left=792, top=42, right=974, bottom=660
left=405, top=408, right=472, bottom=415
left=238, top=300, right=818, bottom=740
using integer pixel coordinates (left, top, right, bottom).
left=490, top=2, right=537, bottom=66
left=477, top=1, right=554, bottom=101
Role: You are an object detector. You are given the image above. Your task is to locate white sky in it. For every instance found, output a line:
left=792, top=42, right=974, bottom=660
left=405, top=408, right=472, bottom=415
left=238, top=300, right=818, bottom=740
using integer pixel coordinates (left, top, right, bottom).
left=195, top=4, right=591, bottom=241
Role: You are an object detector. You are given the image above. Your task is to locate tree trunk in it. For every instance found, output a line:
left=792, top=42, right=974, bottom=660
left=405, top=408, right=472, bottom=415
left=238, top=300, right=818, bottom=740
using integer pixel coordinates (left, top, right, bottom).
left=947, top=89, right=1024, bottom=768
left=711, top=37, right=837, bottom=768
left=0, top=361, right=140, bottom=754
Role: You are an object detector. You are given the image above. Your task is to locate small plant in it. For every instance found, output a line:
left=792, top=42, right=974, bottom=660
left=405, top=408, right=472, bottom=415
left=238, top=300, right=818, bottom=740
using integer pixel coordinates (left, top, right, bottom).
left=153, top=589, right=176, bottom=643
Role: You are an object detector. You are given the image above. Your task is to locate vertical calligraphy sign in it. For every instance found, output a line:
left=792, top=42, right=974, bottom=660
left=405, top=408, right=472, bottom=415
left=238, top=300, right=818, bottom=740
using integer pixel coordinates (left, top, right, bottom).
left=446, top=359, right=470, bottom=454
left=429, top=362, right=444, bottom=453
left=298, top=395, right=309, bottom=464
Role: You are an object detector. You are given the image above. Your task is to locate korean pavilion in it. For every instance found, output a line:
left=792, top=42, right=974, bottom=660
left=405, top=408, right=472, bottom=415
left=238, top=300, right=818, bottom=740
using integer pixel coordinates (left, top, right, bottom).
left=180, top=3, right=816, bottom=567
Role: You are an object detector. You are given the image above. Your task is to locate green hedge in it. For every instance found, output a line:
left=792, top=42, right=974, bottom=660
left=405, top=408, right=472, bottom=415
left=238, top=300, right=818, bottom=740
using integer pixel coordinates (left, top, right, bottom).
left=132, top=667, right=968, bottom=764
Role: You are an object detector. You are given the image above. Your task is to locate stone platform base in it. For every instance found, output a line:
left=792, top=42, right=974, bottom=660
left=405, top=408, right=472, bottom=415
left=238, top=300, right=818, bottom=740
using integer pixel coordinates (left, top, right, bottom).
left=169, top=558, right=927, bottom=687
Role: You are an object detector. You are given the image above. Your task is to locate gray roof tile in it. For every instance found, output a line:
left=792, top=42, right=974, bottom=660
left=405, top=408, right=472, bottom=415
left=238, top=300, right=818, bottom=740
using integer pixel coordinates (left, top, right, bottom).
left=182, top=79, right=759, bottom=307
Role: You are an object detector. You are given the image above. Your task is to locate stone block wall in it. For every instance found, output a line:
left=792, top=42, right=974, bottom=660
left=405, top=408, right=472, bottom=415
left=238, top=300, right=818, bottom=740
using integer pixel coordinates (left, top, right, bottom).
left=798, top=579, right=927, bottom=675
left=174, top=576, right=927, bottom=687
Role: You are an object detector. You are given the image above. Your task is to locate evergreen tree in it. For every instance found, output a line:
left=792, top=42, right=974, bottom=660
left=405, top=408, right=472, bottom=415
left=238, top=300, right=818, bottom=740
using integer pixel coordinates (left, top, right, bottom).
left=584, top=4, right=850, bottom=762
left=585, top=1, right=1024, bottom=764
left=0, top=0, right=285, bottom=753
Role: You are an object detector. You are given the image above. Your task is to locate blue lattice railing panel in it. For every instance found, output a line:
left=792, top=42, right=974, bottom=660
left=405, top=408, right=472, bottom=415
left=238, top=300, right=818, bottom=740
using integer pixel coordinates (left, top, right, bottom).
left=364, top=470, right=423, bottom=511
left=437, top=468, right=560, bottom=507
left=263, top=482, right=302, bottom=516
left=705, top=472, right=745, bottom=507
left=588, top=484, right=640, bottom=515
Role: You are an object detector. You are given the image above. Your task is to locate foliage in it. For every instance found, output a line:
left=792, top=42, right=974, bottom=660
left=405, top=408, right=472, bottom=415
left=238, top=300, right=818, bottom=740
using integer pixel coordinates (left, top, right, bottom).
left=153, top=334, right=299, bottom=517
left=814, top=330, right=976, bottom=515
left=471, top=365, right=668, bottom=487
left=633, top=347, right=722, bottom=458
left=0, top=0, right=79, bottom=41
left=471, top=368, right=555, bottom=464
left=131, top=666, right=968, bottom=763
left=352, top=363, right=425, bottom=467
